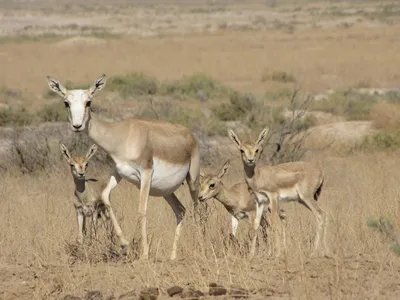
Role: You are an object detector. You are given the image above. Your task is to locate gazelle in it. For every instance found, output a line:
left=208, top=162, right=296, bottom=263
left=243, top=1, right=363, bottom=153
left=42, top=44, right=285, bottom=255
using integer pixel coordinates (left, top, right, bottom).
left=199, top=160, right=287, bottom=245
left=47, top=74, right=201, bottom=260
left=60, top=143, right=109, bottom=244
left=228, top=127, right=328, bottom=257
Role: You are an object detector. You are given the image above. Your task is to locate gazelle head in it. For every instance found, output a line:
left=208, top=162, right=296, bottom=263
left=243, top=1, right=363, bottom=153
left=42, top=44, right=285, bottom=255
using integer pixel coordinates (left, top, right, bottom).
left=228, top=126, right=269, bottom=167
left=198, top=160, right=230, bottom=202
left=46, top=75, right=107, bottom=132
left=60, top=143, right=98, bottom=180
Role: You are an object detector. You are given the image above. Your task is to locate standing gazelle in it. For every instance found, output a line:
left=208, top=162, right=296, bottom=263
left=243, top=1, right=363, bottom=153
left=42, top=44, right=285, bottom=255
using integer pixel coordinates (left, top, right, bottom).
left=47, top=74, right=201, bottom=260
left=228, top=127, right=328, bottom=258
left=199, top=160, right=286, bottom=245
left=60, top=143, right=109, bottom=244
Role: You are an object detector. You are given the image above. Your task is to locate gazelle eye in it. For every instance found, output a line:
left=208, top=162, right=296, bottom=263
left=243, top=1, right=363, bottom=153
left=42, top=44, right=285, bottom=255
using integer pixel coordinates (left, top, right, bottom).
left=209, top=183, right=215, bottom=189
left=255, top=149, right=259, bottom=153
left=240, top=149, right=244, bottom=153
left=85, top=163, right=89, bottom=167
left=64, top=102, right=70, bottom=108
left=70, top=164, right=74, bottom=168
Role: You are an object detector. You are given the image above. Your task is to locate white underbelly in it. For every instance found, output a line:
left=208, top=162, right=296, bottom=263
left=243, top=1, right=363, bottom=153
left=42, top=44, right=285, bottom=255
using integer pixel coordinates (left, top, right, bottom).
left=115, top=159, right=189, bottom=197
left=277, top=189, right=299, bottom=202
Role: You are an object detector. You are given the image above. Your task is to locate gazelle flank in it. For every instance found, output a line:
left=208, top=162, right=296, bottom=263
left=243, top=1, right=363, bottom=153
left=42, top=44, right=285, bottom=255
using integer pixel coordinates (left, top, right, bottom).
left=60, top=143, right=109, bottom=244
left=47, top=74, right=202, bottom=260
left=199, top=160, right=287, bottom=244
left=228, top=126, right=328, bottom=258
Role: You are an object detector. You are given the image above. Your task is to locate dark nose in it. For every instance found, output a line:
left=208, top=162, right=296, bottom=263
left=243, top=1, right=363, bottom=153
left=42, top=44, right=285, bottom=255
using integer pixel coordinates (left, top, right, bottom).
left=198, top=196, right=204, bottom=201
left=73, top=124, right=82, bottom=130
left=78, top=173, right=85, bottom=177
left=248, top=159, right=254, bottom=163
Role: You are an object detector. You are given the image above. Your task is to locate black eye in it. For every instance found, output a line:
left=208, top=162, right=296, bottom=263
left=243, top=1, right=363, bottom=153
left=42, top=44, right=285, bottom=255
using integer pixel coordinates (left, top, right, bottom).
left=240, top=149, right=244, bottom=153
left=64, top=102, right=70, bottom=108
left=255, top=149, right=259, bottom=153
left=70, top=164, right=74, bottom=168
left=209, top=183, right=215, bottom=189
left=86, top=101, right=91, bottom=108
left=85, top=163, right=89, bottom=167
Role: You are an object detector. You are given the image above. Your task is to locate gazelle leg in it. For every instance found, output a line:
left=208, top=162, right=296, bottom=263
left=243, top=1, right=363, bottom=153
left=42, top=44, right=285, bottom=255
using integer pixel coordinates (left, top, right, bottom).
left=298, top=195, right=328, bottom=256
left=250, top=203, right=264, bottom=258
left=231, top=216, right=239, bottom=237
left=138, top=168, right=153, bottom=260
left=186, top=173, right=207, bottom=233
left=102, top=172, right=129, bottom=250
left=76, top=207, right=85, bottom=244
left=269, top=197, right=283, bottom=257
left=163, top=193, right=186, bottom=260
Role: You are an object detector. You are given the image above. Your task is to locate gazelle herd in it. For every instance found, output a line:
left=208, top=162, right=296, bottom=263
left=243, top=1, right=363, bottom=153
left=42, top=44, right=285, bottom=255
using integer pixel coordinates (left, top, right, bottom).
left=47, top=74, right=329, bottom=260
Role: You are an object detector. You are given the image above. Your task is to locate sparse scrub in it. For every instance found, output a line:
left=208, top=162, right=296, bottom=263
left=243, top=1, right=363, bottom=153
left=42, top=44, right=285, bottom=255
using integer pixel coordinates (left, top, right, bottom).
left=214, top=92, right=255, bottom=121
left=367, top=217, right=400, bottom=256
left=161, top=73, right=232, bottom=101
left=38, top=102, right=69, bottom=122
left=108, top=72, right=158, bottom=99
left=265, top=88, right=292, bottom=101
left=371, top=101, right=400, bottom=130
left=357, top=130, right=400, bottom=151
left=312, top=89, right=377, bottom=120
left=262, top=70, right=296, bottom=83
left=0, top=107, right=34, bottom=127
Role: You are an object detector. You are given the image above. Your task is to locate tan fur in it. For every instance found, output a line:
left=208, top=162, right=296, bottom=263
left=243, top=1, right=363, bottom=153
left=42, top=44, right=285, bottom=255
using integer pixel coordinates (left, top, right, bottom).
left=228, top=126, right=328, bottom=258
left=199, top=160, right=286, bottom=244
left=60, top=143, right=110, bottom=244
left=47, top=75, right=201, bottom=260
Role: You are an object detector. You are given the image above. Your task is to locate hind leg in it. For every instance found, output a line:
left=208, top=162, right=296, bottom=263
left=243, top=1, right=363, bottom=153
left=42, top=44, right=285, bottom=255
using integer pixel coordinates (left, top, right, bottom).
left=164, top=193, right=186, bottom=260
left=298, top=195, right=328, bottom=256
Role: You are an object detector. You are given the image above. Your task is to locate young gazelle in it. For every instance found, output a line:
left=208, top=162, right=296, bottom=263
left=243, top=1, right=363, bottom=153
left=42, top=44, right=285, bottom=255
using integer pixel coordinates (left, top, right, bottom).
left=199, top=160, right=286, bottom=244
left=47, top=74, right=202, bottom=260
left=228, top=127, right=327, bottom=257
left=60, top=143, right=109, bottom=244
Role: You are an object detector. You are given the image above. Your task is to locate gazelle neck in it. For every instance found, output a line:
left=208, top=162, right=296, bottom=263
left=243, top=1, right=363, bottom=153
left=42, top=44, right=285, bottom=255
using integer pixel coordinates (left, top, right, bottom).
left=243, top=163, right=255, bottom=181
left=87, top=112, right=115, bottom=154
left=73, top=176, right=86, bottom=194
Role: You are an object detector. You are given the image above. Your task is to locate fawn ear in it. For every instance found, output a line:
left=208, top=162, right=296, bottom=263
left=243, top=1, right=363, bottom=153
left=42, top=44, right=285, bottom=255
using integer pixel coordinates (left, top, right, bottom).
left=217, top=159, right=230, bottom=179
left=228, top=129, right=242, bottom=149
left=60, top=143, right=71, bottom=162
left=255, top=126, right=269, bottom=147
left=85, top=144, right=98, bottom=161
left=47, top=76, right=67, bottom=98
left=200, top=169, right=206, bottom=179
left=88, top=74, right=107, bottom=98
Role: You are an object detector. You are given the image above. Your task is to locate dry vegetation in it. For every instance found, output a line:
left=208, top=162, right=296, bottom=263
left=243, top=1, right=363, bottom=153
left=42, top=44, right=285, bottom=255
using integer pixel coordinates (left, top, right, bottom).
left=1, top=0, right=400, bottom=299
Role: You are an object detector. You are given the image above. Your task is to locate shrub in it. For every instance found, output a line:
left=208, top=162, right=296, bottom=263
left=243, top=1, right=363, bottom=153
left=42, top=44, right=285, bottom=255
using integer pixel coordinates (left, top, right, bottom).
left=161, top=73, right=232, bottom=100
left=108, top=73, right=158, bottom=99
left=214, top=92, right=255, bottom=121
left=262, top=71, right=296, bottom=83
left=358, top=130, right=400, bottom=151
left=265, top=88, right=293, bottom=101
left=312, top=89, right=377, bottom=120
left=0, top=107, right=34, bottom=126
left=38, top=102, right=68, bottom=122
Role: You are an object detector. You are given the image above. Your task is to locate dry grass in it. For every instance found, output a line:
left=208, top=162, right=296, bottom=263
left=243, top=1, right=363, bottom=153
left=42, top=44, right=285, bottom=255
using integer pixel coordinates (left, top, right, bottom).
left=1, top=153, right=400, bottom=299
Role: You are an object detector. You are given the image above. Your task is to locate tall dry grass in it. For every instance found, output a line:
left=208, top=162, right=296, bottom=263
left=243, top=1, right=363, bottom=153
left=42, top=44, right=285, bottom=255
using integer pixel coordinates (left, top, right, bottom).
left=1, top=151, right=399, bottom=298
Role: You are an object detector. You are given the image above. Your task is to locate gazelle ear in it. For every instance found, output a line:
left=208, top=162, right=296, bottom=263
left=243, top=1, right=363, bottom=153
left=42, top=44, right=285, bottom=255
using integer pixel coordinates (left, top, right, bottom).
left=88, top=74, right=107, bottom=97
left=217, top=159, right=230, bottom=179
left=60, top=143, right=71, bottom=162
left=47, top=76, right=67, bottom=98
left=85, top=144, right=98, bottom=161
left=228, top=129, right=242, bottom=149
left=255, top=126, right=269, bottom=147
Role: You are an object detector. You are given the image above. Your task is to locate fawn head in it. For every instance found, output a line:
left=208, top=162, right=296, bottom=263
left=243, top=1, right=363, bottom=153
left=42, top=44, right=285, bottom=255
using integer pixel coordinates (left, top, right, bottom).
left=60, top=143, right=98, bottom=179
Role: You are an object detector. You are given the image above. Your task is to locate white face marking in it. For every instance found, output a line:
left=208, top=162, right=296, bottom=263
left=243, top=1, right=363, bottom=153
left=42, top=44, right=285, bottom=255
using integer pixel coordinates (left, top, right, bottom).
left=115, top=159, right=189, bottom=197
left=66, top=90, right=90, bottom=131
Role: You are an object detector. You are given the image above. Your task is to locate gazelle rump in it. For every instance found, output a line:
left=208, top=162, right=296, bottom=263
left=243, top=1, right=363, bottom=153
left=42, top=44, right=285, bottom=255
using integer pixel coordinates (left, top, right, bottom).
left=47, top=74, right=202, bottom=260
left=60, top=143, right=109, bottom=244
left=228, top=126, right=328, bottom=257
left=199, top=160, right=287, bottom=244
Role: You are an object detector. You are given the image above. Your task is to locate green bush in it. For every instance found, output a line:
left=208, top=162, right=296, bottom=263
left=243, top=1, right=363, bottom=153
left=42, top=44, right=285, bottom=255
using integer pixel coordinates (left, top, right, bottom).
left=262, top=71, right=296, bottom=83
left=215, top=92, right=255, bottom=121
left=0, top=108, right=34, bottom=126
left=312, top=89, right=377, bottom=120
left=265, top=88, right=293, bottom=101
left=161, top=73, right=232, bottom=100
left=38, top=102, right=68, bottom=122
left=108, top=73, right=158, bottom=99
left=358, top=130, right=400, bottom=151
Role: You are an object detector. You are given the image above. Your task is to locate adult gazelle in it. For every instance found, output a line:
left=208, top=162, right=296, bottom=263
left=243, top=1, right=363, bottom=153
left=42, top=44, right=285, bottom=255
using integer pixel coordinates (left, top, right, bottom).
left=47, top=74, right=202, bottom=260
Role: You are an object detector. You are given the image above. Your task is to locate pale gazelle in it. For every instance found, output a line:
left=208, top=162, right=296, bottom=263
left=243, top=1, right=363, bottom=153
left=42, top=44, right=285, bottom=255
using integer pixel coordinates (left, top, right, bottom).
left=228, top=127, right=327, bottom=257
left=199, top=160, right=287, bottom=245
left=47, top=74, right=201, bottom=260
left=60, top=143, right=109, bottom=244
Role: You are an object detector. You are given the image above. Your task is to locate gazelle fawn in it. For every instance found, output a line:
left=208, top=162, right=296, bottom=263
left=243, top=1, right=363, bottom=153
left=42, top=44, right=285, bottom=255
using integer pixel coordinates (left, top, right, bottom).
left=228, top=127, right=328, bottom=258
left=199, top=160, right=287, bottom=247
left=60, top=143, right=109, bottom=244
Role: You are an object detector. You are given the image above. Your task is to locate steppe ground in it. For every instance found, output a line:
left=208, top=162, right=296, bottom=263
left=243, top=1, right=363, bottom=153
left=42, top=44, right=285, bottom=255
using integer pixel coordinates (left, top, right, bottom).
left=1, top=0, right=400, bottom=299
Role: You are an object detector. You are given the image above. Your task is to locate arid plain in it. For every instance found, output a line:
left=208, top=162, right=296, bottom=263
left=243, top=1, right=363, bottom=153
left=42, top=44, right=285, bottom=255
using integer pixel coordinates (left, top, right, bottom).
left=1, top=1, right=400, bottom=299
